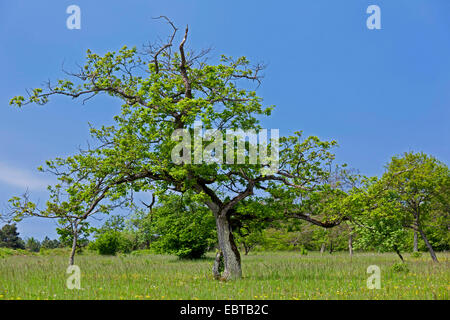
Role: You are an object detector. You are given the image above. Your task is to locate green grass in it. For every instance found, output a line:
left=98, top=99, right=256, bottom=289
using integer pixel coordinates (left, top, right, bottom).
left=0, top=250, right=448, bottom=300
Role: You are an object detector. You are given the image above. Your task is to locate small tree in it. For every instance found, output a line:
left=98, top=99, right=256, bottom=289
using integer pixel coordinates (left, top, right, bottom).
left=25, top=237, right=41, bottom=253
left=350, top=152, right=449, bottom=262
left=93, top=231, right=122, bottom=255
left=8, top=156, right=131, bottom=265
left=354, top=215, right=409, bottom=262
left=378, top=152, right=449, bottom=262
left=90, top=215, right=135, bottom=254
left=0, top=224, right=25, bottom=249
left=235, top=226, right=265, bottom=255
left=232, top=198, right=274, bottom=255
left=41, top=236, right=61, bottom=249
left=56, top=220, right=91, bottom=253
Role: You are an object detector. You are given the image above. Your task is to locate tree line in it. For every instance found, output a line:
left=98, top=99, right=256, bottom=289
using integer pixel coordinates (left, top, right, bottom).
left=0, top=224, right=62, bottom=252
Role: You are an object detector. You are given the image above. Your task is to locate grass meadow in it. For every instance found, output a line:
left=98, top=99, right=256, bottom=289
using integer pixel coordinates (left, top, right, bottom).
left=0, top=250, right=448, bottom=300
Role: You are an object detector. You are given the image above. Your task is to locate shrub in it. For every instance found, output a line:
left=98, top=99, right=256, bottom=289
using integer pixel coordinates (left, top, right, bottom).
left=0, top=248, right=36, bottom=258
left=91, top=231, right=134, bottom=255
left=0, top=248, right=15, bottom=258
left=25, top=237, right=41, bottom=253
left=299, top=246, right=308, bottom=255
left=411, top=251, right=422, bottom=258
left=95, top=232, right=121, bottom=255
left=149, top=193, right=216, bottom=259
left=41, top=236, right=61, bottom=249
left=39, top=248, right=71, bottom=256
left=391, top=262, right=409, bottom=273
left=118, top=233, right=134, bottom=254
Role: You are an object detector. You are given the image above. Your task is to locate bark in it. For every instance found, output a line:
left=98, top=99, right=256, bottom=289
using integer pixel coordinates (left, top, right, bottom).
left=329, top=241, right=333, bottom=254
left=243, top=242, right=250, bottom=256
left=69, top=232, right=78, bottom=266
left=413, top=231, right=418, bottom=252
left=393, top=245, right=404, bottom=262
left=413, top=209, right=438, bottom=262
left=215, top=213, right=242, bottom=280
left=418, top=229, right=438, bottom=262
left=212, top=250, right=223, bottom=280
left=348, top=233, right=353, bottom=257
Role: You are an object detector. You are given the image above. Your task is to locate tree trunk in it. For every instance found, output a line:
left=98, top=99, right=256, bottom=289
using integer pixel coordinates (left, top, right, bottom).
left=212, top=250, right=223, bottom=280
left=243, top=242, right=250, bottom=256
left=414, top=210, right=438, bottom=263
left=329, top=241, right=333, bottom=254
left=215, top=213, right=242, bottom=280
left=393, top=245, right=404, bottom=262
left=320, top=243, right=325, bottom=254
left=69, top=232, right=78, bottom=266
left=418, top=229, right=438, bottom=262
left=413, top=231, right=418, bottom=252
left=348, top=233, right=353, bottom=257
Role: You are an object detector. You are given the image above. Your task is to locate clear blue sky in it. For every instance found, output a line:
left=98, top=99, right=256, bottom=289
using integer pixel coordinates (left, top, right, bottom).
left=0, top=0, right=449, bottom=240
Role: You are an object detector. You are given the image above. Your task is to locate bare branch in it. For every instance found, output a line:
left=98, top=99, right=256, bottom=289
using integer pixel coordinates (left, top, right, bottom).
left=179, top=25, right=192, bottom=99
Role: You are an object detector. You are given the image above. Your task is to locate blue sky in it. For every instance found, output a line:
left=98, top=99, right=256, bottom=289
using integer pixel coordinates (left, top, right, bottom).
left=0, top=0, right=449, bottom=240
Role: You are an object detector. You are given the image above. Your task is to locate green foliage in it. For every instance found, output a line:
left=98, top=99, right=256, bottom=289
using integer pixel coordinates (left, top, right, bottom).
left=25, top=237, right=41, bottom=253
left=57, top=222, right=90, bottom=250
left=0, top=248, right=15, bottom=259
left=258, top=228, right=295, bottom=251
left=149, top=193, right=216, bottom=259
left=233, top=221, right=353, bottom=254
left=90, top=227, right=134, bottom=255
left=97, top=215, right=127, bottom=233
left=0, top=224, right=25, bottom=249
left=41, top=236, right=61, bottom=249
left=354, top=217, right=409, bottom=253
left=38, top=248, right=72, bottom=256
left=0, top=247, right=35, bottom=259
left=350, top=152, right=450, bottom=259
left=92, top=231, right=122, bottom=256
left=299, top=246, right=308, bottom=255
left=235, top=230, right=265, bottom=255
left=117, top=232, right=135, bottom=254
left=129, top=249, right=156, bottom=256
left=381, top=153, right=449, bottom=253
left=91, top=215, right=137, bottom=254
left=411, top=251, right=422, bottom=258
left=390, top=262, right=409, bottom=273
left=419, top=214, right=450, bottom=251
left=232, top=204, right=268, bottom=254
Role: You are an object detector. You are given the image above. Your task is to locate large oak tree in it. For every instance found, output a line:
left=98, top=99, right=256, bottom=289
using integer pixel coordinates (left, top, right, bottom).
left=9, top=19, right=347, bottom=279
